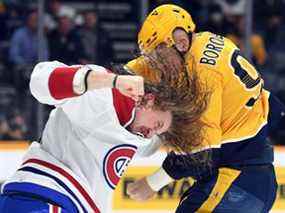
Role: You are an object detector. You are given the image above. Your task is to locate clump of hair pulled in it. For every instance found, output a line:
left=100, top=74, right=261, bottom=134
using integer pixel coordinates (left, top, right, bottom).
left=112, top=44, right=211, bottom=154
left=143, top=45, right=211, bottom=154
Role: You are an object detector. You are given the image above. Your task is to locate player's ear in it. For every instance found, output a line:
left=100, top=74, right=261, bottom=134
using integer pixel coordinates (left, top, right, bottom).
left=173, top=28, right=190, bottom=53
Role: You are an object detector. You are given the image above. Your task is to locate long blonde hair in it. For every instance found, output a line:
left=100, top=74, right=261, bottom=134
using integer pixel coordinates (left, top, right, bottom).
left=114, top=44, right=211, bottom=154
left=141, top=44, right=211, bottom=154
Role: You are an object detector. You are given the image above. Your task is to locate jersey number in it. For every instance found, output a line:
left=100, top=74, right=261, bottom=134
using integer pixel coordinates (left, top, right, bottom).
left=230, top=50, right=263, bottom=107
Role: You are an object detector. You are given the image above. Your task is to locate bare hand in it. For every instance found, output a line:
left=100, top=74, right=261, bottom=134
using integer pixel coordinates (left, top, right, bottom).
left=126, top=177, right=156, bottom=201
left=115, top=75, right=144, bottom=102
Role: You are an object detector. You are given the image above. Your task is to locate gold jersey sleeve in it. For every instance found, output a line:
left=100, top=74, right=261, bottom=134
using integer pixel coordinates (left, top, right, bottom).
left=125, top=31, right=269, bottom=150
left=198, top=69, right=223, bottom=149
left=125, top=56, right=160, bottom=83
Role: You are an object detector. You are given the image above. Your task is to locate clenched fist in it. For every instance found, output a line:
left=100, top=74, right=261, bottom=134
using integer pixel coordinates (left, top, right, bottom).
left=115, top=75, right=144, bottom=102
left=126, top=177, right=156, bottom=201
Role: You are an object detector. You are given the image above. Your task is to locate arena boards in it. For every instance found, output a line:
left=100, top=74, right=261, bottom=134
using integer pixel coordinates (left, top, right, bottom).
left=0, top=141, right=284, bottom=212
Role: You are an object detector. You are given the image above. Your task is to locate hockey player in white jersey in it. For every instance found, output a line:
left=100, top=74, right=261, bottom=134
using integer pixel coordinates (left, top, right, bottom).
left=0, top=60, right=199, bottom=213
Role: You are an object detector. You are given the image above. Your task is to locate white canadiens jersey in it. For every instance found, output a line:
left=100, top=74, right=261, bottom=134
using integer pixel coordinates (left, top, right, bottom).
left=1, top=61, right=160, bottom=213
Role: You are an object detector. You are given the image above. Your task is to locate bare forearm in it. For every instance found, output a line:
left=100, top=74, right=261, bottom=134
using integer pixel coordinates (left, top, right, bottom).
left=86, top=70, right=116, bottom=91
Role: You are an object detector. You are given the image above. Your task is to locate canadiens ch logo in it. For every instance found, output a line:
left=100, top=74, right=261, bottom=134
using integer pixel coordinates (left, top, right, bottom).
left=103, top=144, right=137, bottom=189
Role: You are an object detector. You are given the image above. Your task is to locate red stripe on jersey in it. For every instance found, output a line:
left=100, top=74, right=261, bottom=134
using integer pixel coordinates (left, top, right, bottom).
left=52, top=205, right=59, bottom=213
left=112, top=88, right=135, bottom=126
left=23, top=158, right=100, bottom=213
left=48, top=66, right=80, bottom=100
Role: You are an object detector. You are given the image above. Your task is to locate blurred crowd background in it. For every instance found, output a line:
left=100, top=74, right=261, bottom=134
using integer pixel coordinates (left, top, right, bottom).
left=0, top=0, right=284, bottom=144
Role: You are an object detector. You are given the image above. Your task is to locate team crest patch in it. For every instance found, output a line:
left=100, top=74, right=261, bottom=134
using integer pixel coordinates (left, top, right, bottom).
left=103, top=144, right=137, bottom=189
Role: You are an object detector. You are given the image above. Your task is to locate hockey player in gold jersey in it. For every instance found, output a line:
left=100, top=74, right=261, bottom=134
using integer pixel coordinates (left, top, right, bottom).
left=126, top=4, right=285, bottom=213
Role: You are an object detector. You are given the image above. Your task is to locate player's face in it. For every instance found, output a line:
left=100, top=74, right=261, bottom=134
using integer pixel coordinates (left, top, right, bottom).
left=172, top=28, right=190, bottom=54
left=130, top=98, right=172, bottom=139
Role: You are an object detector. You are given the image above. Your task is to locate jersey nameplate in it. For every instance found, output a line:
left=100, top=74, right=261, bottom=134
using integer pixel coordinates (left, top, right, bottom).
left=200, top=34, right=225, bottom=66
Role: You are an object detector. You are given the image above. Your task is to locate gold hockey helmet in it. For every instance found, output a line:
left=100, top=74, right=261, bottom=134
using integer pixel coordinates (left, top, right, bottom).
left=138, top=4, right=196, bottom=53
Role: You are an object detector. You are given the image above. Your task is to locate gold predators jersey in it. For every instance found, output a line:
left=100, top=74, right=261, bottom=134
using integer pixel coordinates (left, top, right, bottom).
left=126, top=32, right=270, bottom=158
